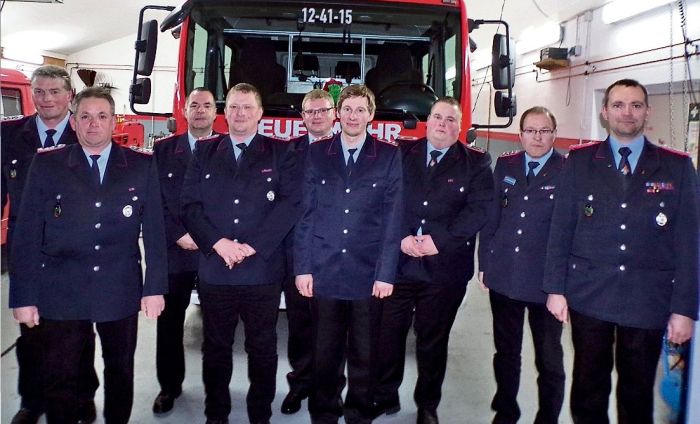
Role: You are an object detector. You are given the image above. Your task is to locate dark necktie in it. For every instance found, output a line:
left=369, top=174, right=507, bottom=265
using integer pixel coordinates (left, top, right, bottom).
left=427, top=150, right=442, bottom=178
left=45, top=129, right=56, bottom=148
left=235, top=143, right=247, bottom=165
left=618, top=147, right=632, bottom=176
left=526, top=161, right=540, bottom=185
left=347, top=148, right=357, bottom=177
left=90, top=155, right=101, bottom=187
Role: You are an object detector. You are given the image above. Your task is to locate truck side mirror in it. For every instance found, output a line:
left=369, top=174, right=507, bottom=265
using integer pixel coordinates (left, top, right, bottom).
left=136, top=20, right=159, bottom=76
left=494, top=91, right=516, bottom=118
left=491, top=34, right=516, bottom=90
left=130, top=78, right=152, bottom=104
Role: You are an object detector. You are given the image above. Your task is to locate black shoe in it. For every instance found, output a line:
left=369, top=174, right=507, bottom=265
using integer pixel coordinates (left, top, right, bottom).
left=152, top=389, right=182, bottom=414
left=281, top=391, right=308, bottom=414
left=205, top=419, right=228, bottom=424
left=11, top=408, right=41, bottom=424
left=371, top=400, right=401, bottom=419
left=417, top=408, right=439, bottom=424
left=77, top=401, right=97, bottom=424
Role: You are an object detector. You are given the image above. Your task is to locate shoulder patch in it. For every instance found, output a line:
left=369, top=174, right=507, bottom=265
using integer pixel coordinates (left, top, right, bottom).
left=499, top=150, right=520, bottom=157
left=569, top=141, right=601, bottom=150
left=466, top=144, right=485, bottom=153
left=130, top=146, right=153, bottom=155
left=377, top=138, right=399, bottom=147
left=36, top=144, right=67, bottom=154
left=658, top=145, right=690, bottom=157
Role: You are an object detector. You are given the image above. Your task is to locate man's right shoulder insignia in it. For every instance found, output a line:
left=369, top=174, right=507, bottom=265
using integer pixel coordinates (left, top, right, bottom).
left=499, top=150, right=520, bottom=157
left=37, top=144, right=67, bottom=154
left=569, top=141, right=600, bottom=150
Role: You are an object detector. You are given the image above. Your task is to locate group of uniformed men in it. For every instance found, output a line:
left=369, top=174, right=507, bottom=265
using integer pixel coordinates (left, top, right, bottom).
left=2, top=65, right=698, bottom=424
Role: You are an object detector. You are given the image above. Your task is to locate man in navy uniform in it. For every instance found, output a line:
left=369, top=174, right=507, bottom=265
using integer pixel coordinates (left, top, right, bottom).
left=151, top=87, right=217, bottom=414
left=1, top=65, right=98, bottom=424
left=544, top=79, right=699, bottom=424
left=373, top=97, right=493, bottom=424
left=180, top=83, right=299, bottom=424
left=295, top=84, right=403, bottom=424
left=478, top=106, right=565, bottom=424
left=9, top=87, right=168, bottom=424
left=281, top=88, right=339, bottom=414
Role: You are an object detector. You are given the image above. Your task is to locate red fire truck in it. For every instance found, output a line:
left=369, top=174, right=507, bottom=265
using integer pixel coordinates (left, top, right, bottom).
left=130, top=0, right=515, bottom=141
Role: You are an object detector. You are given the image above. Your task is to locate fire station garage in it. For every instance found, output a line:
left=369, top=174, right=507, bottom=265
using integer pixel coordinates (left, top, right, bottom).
left=1, top=0, right=699, bottom=423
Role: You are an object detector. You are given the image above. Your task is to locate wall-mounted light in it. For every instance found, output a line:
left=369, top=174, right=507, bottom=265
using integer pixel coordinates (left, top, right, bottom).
left=602, top=0, right=676, bottom=24
left=516, top=22, right=563, bottom=55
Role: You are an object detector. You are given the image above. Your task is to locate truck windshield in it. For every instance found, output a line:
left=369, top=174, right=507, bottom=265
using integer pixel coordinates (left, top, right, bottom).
left=184, top=0, right=462, bottom=120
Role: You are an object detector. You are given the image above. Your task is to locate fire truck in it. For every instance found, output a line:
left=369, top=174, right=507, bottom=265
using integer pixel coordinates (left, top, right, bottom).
left=130, top=0, right=515, bottom=141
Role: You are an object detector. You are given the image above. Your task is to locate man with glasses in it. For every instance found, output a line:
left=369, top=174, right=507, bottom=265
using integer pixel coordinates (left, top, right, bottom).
left=281, top=89, right=339, bottom=415
left=373, top=97, right=493, bottom=424
left=478, top=106, right=565, bottom=424
left=1, top=65, right=99, bottom=424
left=151, top=87, right=218, bottom=415
left=294, top=84, right=403, bottom=424
left=544, top=79, right=699, bottom=423
left=181, top=83, right=299, bottom=424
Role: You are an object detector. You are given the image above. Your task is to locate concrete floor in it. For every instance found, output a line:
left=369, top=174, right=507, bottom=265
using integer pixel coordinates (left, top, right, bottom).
left=1, top=272, right=673, bottom=424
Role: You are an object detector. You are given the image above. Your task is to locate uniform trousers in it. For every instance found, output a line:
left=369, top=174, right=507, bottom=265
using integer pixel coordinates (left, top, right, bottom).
left=569, top=309, right=664, bottom=424
left=282, top=275, right=314, bottom=395
left=375, top=280, right=466, bottom=410
left=489, top=290, right=564, bottom=424
left=156, top=270, right=197, bottom=394
left=310, top=296, right=380, bottom=424
left=198, top=281, right=280, bottom=423
left=42, top=314, right=138, bottom=424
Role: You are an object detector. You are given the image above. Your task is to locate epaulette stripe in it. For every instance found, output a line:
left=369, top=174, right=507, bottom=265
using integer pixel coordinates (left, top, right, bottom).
left=499, top=150, right=520, bottom=157
left=130, top=146, right=154, bottom=155
left=37, top=144, right=67, bottom=154
left=466, top=144, right=486, bottom=153
left=569, top=141, right=601, bottom=150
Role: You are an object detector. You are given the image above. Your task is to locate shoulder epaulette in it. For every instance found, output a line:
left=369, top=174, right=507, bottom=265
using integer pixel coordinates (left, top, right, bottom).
left=377, top=138, right=399, bottom=147
left=37, top=144, right=67, bottom=154
left=499, top=150, right=521, bottom=157
left=466, top=144, right=486, bottom=153
left=199, top=133, right=221, bottom=142
left=396, top=136, right=419, bottom=143
left=153, top=133, right=177, bottom=144
left=569, top=141, right=601, bottom=150
left=130, top=146, right=153, bottom=155
left=1, top=114, right=25, bottom=123
left=315, top=134, right=334, bottom=142
left=658, top=145, right=690, bottom=157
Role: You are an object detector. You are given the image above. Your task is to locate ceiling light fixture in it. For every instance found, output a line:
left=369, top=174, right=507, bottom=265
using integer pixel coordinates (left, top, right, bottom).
left=516, top=22, right=563, bottom=55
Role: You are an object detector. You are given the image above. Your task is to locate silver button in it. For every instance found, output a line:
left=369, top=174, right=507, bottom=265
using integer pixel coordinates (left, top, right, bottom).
left=343, top=229, right=348, bottom=234
left=620, top=244, right=626, bottom=251
left=205, top=174, right=211, bottom=179
left=423, top=201, right=429, bottom=206
left=659, top=201, right=665, bottom=207
left=341, top=248, right=347, bottom=253
left=41, top=263, right=45, bottom=268
left=234, top=199, right=240, bottom=204
left=520, top=212, right=526, bottom=218
left=620, top=224, right=626, bottom=230
left=321, top=179, right=326, bottom=184
left=344, top=209, right=349, bottom=214
left=94, top=245, right=100, bottom=251
left=572, top=264, right=577, bottom=270
left=619, top=265, right=626, bottom=271
left=346, top=188, right=351, bottom=193
left=587, top=194, right=594, bottom=201
left=233, top=239, right=239, bottom=243
left=549, top=194, right=554, bottom=200
left=466, top=241, right=471, bottom=246
left=132, top=196, right=138, bottom=201
left=514, top=246, right=520, bottom=252
left=267, top=177, right=272, bottom=182
left=421, top=219, right=426, bottom=224
left=234, top=218, right=239, bottom=224
left=167, top=172, right=173, bottom=178
left=95, top=202, right=102, bottom=208
left=137, top=259, right=142, bottom=264
left=523, top=195, right=529, bottom=200
left=95, top=223, right=101, bottom=229
left=621, top=203, right=627, bottom=208
left=372, top=183, right=377, bottom=187
left=93, top=266, right=100, bottom=272
left=517, top=229, right=523, bottom=235
left=459, top=187, right=465, bottom=192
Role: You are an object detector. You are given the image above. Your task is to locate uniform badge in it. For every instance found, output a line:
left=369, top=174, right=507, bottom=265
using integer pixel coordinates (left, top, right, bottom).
left=584, top=204, right=594, bottom=217
left=656, top=212, right=667, bottom=226
left=53, top=194, right=62, bottom=218
left=267, top=190, right=275, bottom=201
left=123, top=205, right=133, bottom=217
left=9, top=159, right=17, bottom=179
left=503, top=176, right=516, bottom=186
left=501, top=195, right=508, bottom=208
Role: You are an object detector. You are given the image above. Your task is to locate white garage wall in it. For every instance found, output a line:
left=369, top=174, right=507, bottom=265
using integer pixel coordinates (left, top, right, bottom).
left=65, top=31, right=179, bottom=116
left=471, top=0, right=700, bottom=145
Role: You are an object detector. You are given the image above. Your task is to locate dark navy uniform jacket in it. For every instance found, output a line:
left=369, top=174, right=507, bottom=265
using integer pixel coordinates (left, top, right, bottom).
left=153, top=132, right=216, bottom=274
left=1, top=114, right=78, bottom=248
left=283, top=134, right=314, bottom=276
left=8, top=143, right=168, bottom=322
left=180, top=133, right=300, bottom=286
left=294, top=132, right=403, bottom=300
left=478, top=150, right=564, bottom=303
left=543, top=139, right=699, bottom=329
left=399, top=139, right=493, bottom=286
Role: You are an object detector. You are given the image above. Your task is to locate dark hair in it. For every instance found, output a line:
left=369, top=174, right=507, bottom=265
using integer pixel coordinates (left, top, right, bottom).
left=187, top=87, right=215, bottom=103
left=72, top=87, right=115, bottom=115
left=603, top=79, right=648, bottom=107
left=337, top=84, right=376, bottom=114
left=226, top=83, right=262, bottom=107
left=431, top=97, right=462, bottom=115
left=31, top=65, right=72, bottom=91
left=519, top=106, right=557, bottom=131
